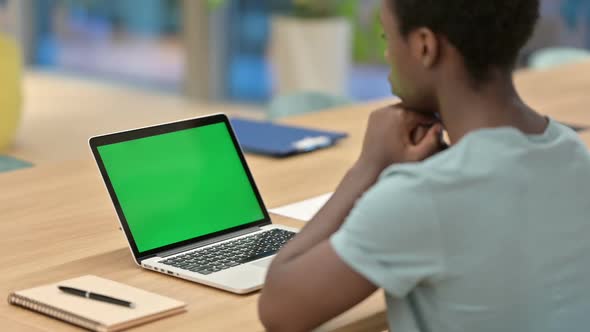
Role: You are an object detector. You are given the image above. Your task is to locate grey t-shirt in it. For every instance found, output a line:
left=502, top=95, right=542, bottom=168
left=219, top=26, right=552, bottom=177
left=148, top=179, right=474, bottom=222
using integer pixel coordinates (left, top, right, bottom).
left=331, top=120, right=590, bottom=332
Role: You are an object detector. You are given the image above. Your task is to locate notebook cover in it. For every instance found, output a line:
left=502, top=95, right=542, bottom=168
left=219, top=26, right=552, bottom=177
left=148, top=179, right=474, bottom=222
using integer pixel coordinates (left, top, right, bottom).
left=230, top=118, right=348, bottom=157
left=8, top=275, right=186, bottom=332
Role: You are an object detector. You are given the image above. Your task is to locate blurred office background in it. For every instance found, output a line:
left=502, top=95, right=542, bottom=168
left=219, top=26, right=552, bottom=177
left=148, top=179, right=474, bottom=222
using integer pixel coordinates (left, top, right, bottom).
left=1, top=0, right=589, bottom=105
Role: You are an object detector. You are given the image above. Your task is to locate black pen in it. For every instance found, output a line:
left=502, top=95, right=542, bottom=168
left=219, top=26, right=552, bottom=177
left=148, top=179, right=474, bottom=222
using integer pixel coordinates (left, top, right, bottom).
left=58, top=286, right=135, bottom=308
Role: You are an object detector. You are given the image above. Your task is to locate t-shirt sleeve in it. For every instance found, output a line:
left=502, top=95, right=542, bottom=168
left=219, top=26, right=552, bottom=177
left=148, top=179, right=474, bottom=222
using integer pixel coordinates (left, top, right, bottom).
left=330, top=168, right=445, bottom=298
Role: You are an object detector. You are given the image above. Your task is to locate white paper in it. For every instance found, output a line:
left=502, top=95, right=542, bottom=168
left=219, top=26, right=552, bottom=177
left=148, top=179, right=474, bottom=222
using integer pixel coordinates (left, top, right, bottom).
left=269, top=193, right=333, bottom=222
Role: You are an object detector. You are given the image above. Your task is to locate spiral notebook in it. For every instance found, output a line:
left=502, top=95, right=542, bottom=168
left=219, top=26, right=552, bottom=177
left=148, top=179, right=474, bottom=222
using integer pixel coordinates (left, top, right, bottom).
left=8, top=275, right=186, bottom=332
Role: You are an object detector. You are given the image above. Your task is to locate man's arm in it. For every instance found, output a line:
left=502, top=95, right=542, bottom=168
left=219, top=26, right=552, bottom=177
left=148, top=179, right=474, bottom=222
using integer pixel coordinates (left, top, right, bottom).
left=258, top=165, right=381, bottom=332
left=258, top=106, right=444, bottom=332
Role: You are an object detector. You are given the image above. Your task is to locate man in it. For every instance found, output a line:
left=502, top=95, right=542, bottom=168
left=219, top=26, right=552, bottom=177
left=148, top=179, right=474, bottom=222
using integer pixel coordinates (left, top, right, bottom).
left=259, top=0, right=590, bottom=331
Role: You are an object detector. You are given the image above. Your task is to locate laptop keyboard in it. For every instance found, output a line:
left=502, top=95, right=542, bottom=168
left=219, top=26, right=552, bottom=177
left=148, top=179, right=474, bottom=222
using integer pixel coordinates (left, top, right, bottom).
left=159, top=229, right=296, bottom=275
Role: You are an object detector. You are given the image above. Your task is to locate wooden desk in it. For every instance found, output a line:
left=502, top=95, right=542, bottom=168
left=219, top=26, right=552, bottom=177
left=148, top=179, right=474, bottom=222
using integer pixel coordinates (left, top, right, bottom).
left=7, top=71, right=264, bottom=165
left=7, top=60, right=590, bottom=165
left=0, top=151, right=389, bottom=332
left=2, top=61, right=590, bottom=331
left=0, top=94, right=391, bottom=331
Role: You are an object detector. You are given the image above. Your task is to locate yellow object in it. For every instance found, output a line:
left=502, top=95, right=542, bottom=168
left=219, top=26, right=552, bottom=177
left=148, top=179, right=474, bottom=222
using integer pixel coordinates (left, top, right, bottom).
left=0, top=34, right=22, bottom=152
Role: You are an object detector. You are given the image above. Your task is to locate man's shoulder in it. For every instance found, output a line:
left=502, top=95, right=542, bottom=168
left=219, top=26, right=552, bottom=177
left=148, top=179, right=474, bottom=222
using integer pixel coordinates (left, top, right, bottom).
left=379, top=143, right=470, bottom=187
left=377, top=121, right=590, bottom=196
left=379, top=126, right=532, bottom=186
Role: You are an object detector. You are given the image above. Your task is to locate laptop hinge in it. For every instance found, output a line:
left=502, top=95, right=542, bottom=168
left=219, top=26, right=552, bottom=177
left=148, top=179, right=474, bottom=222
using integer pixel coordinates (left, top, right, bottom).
left=156, top=226, right=263, bottom=258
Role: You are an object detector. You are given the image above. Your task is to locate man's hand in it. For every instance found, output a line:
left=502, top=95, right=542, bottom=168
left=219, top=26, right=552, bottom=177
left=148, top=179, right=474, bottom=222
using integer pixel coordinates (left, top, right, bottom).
left=358, top=104, right=444, bottom=172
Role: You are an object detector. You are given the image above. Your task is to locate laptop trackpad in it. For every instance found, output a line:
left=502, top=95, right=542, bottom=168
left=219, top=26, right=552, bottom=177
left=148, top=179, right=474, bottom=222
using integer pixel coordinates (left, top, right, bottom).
left=252, top=257, right=273, bottom=269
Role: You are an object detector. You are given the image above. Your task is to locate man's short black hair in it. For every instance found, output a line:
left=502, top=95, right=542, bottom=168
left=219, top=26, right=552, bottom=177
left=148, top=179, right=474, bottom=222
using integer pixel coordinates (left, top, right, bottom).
left=390, top=0, right=540, bottom=81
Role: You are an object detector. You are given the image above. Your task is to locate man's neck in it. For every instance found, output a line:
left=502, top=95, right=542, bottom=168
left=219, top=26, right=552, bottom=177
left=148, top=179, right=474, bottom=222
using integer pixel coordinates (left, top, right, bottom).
left=436, top=74, right=548, bottom=144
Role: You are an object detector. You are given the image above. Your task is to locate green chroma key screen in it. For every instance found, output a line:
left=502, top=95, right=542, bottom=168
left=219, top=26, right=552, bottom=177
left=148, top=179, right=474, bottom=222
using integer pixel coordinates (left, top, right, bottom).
left=97, top=122, right=265, bottom=253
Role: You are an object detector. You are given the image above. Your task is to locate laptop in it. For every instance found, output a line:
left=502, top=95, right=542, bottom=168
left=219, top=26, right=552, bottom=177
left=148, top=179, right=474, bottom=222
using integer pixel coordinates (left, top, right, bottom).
left=89, top=114, right=298, bottom=294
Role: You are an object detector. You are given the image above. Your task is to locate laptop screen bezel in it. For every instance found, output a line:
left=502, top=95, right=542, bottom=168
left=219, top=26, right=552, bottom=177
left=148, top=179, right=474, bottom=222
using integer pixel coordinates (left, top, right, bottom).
left=89, top=114, right=272, bottom=262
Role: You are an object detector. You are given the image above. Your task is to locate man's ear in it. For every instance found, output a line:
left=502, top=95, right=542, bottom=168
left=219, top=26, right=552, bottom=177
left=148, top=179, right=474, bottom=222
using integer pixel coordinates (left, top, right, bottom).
left=409, top=27, right=439, bottom=69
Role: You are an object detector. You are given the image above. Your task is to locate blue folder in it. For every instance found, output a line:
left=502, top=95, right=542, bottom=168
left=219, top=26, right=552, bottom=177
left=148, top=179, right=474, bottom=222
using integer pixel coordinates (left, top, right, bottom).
left=230, top=118, right=348, bottom=157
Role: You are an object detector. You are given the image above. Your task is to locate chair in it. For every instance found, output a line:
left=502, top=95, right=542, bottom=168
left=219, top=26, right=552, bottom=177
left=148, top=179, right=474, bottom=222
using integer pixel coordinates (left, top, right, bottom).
left=267, top=91, right=352, bottom=120
left=0, top=156, right=33, bottom=173
left=528, top=47, right=590, bottom=70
